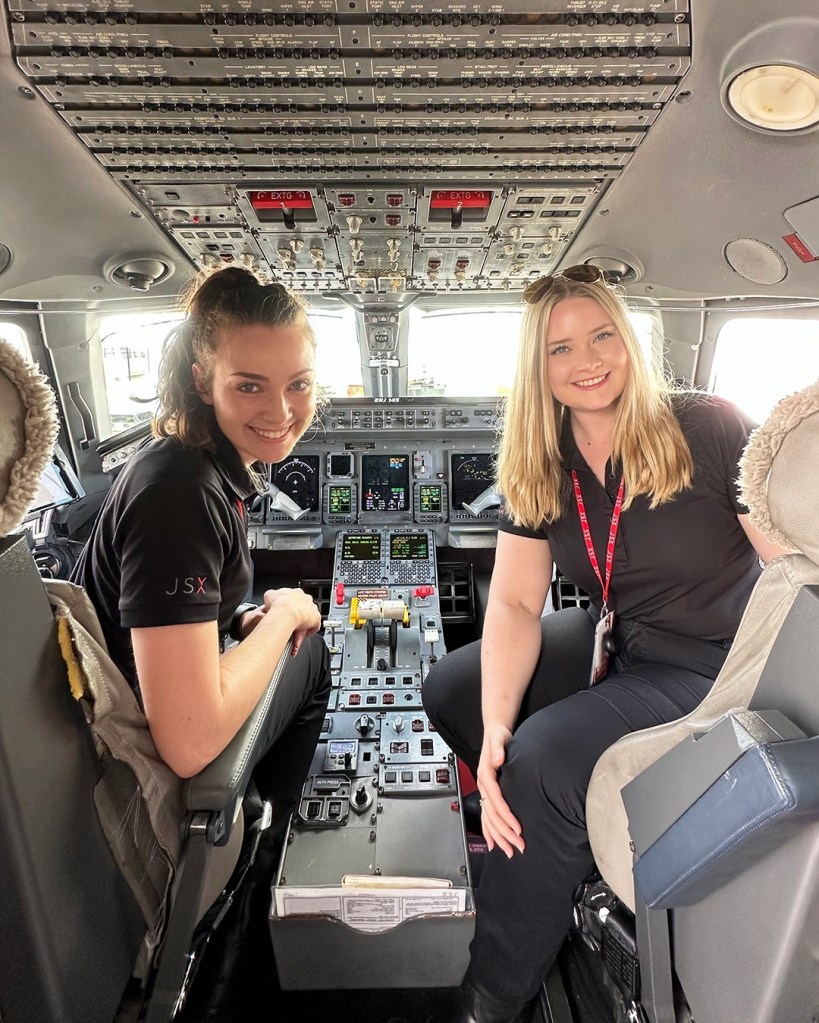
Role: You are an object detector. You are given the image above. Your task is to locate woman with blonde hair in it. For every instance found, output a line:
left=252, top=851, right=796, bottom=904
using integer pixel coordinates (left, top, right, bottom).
left=73, top=266, right=330, bottom=798
left=422, top=266, right=785, bottom=1023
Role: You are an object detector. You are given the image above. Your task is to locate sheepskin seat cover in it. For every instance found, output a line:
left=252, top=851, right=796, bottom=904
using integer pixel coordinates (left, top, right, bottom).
left=586, top=381, right=819, bottom=909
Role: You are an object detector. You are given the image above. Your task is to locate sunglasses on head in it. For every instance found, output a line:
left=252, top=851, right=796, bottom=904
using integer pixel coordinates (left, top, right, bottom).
left=522, top=264, right=613, bottom=305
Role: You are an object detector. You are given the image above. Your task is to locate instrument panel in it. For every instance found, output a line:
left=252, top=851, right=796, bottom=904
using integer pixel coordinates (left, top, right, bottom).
left=98, top=397, right=503, bottom=548
left=246, top=397, right=502, bottom=550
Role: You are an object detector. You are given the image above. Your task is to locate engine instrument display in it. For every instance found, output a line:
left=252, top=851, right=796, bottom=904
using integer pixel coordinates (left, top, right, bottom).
left=418, top=484, right=443, bottom=515
left=327, top=485, right=353, bottom=516
left=450, top=453, right=495, bottom=510
left=361, top=454, right=410, bottom=512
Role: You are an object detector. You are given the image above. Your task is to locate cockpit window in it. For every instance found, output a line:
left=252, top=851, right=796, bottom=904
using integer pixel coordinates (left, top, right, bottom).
left=407, top=307, right=656, bottom=397
left=99, top=305, right=362, bottom=436
left=710, top=318, right=819, bottom=423
left=99, top=312, right=184, bottom=435
left=310, top=306, right=363, bottom=399
left=407, top=308, right=523, bottom=397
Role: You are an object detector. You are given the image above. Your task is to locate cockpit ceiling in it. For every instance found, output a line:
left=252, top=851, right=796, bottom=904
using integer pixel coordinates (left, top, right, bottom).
left=7, top=1, right=690, bottom=295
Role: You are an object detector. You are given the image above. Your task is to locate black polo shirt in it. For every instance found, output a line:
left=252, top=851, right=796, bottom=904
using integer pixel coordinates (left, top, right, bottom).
left=72, top=427, right=258, bottom=696
left=498, top=396, right=761, bottom=672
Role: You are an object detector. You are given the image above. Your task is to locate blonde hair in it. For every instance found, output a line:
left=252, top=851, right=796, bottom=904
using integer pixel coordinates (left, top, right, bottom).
left=497, top=276, right=693, bottom=529
left=153, top=266, right=314, bottom=449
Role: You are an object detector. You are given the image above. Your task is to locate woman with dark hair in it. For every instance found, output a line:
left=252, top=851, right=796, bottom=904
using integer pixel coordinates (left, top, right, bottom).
left=73, top=266, right=330, bottom=799
left=421, top=267, right=787, bottom=1023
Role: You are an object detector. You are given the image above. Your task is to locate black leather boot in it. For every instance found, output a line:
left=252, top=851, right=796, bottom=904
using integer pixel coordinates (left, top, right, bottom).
left=454, top=979, right=534, bottom=1023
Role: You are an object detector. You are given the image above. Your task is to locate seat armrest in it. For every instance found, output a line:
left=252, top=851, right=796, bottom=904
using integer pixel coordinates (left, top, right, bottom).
left=622, top=708, right=805, bottom=856
left=144, top=649, right=293, bottom=1023
left=184, top=643, right=292, bottom=815
left=624, top=710, right=819, bottom=910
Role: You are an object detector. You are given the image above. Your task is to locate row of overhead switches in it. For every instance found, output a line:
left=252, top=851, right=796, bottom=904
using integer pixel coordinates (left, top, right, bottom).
left=277, top=241, right=326, bottom=270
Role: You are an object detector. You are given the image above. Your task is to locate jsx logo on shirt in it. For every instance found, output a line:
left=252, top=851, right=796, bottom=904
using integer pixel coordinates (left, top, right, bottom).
left=165, top=576, right=208, bottom=596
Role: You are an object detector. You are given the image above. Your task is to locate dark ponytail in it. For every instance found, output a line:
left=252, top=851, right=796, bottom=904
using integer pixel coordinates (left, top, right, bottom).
left=153, top=267, right=313, bottom=448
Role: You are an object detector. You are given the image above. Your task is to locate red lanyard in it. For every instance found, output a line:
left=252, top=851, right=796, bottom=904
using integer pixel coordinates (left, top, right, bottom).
left=570, top=470, right=625, bottom=614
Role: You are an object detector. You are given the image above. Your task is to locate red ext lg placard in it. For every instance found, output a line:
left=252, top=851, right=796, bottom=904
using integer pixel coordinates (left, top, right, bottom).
left=248, top=190, right=314, bottom=209
left=429, top=190, right=492, bottom=208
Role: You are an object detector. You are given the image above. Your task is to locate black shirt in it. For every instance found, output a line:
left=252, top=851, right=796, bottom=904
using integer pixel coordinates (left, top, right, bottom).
left=498, top=396, right=761, bottom=673
left=72, top=427, right=258, bottom=696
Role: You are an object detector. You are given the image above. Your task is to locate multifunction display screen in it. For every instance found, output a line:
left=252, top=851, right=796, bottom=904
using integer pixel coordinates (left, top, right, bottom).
left=418, top=483, right=443, bottom=514
left=327, top=485, right=353, bottom=515
left=341, top=534, right=382, bottom=561
left=450, top=453, right=495, bottom=510
left=389, top=533, right=430, bottom=561
left=361, top=454, right=410, bottom=512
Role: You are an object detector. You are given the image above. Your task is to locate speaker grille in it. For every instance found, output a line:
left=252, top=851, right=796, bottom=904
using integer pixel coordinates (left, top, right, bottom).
left=723, top=238, right=787, bottom=284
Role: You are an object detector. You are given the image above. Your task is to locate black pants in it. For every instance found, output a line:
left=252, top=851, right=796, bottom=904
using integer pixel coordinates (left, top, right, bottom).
left=252, top=633, right=331, bottom=811
left=422, top=607, right=724, bottom=1005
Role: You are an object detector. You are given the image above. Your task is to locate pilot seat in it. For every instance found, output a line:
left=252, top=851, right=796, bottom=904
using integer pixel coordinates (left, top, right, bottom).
left=579, top=381, right=819, bottom=1023
left=0, top=336, right=292, bottom=1022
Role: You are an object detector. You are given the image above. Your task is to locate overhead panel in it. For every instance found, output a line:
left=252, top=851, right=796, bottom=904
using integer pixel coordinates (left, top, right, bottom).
left=7, top=0, right=691, bottom=295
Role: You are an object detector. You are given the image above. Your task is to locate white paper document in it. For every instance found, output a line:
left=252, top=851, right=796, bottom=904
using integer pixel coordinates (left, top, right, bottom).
left=273, top=881, right=468, bottom=933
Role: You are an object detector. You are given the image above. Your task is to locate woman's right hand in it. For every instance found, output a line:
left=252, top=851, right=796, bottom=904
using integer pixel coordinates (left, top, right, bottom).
left=476, top=724, right=525, bottom=857
left=261, top=587, right=322, bottom=656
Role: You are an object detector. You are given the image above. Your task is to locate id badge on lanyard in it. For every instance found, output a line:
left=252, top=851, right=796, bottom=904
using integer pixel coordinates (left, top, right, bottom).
left=591, top=610, right=615, bottom=685
left=571, top=470, right=625, bottom=686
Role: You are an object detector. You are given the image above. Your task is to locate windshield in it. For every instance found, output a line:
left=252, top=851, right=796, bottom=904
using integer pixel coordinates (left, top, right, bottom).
left=406, top=306, right=656, bottom=397
left=98, top=305, right=362, bottom=436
